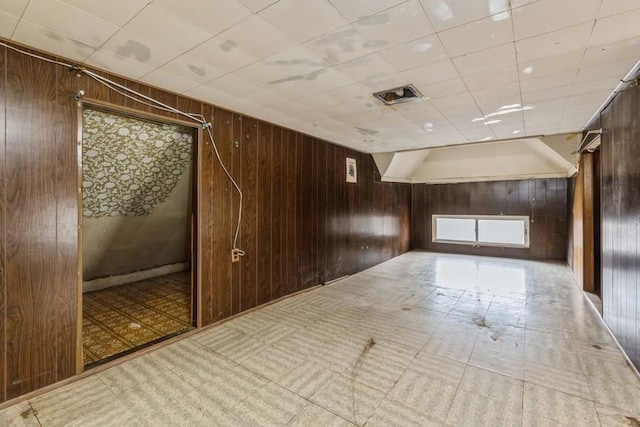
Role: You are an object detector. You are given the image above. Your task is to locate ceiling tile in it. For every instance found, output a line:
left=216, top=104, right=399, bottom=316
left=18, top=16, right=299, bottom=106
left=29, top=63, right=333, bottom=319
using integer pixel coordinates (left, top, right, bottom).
left=420, top=0, right=511, bottom=32
left=216, top=15, right=296, bottom=60
left=303, top=25, right=381, bottom=66
left=333, top=53, right=395, bottom=83
left=266, top=67, right=355, bottom=99
left=0, top=12, right=19, bottom=38
left=354, top=0, right=435, bottom=47
left=597, top=0, right=640, bottom=18
left=160, top=56, right=226, bottom=86
left=233, top=46, right=327, bottom=88
left=140, top=68, right=199, bottom=94
left=512, top=0, right=600, bottom=41
left=517, top=50, right=584, bottom=80
left=417, top=77, right=469, bottom=99
left=452, top=43, right=516, bottom=76
left=152, top=0, right=251, bottom=36
left=463, top=64, right=518, bottom=90
left=187, top=37, right=258, bottom=74
left=1, top=0, right=28, bottom=17
left=117, top=5, right=213, bottom=52
left=85, top=48, right=154, bottom=80
left=589, top=8, right=640, bottom=47
left=11, top=20, right=96, bottom=62
left=98, top=29, right=182, bottom=68
left=237, top=0, right=278, bottom=13
left=430, top=92, right=475, bottom=109
left=520, top=70, right=578, bottom=93
left=576, top=58, right=639, bottom=83
left=379, top=34, right=448, bottom=71
left=471, top=82, right=522, bottom=114
left=582, top=37, right=640, bottom=67
left=515, top=22, right=592, bottom=62
left=183, top=84, right=235, bottom=106
left=439, top=14, right=513, bottom=57
left=571, top=77, right=619, bottom=96
left=329, top=0, right=408, bottom=22
left=400, top=59, right=459, bottom=86
left=240, top=88, right=288, bottom=106
left=322, top=82, right=374, bottom=104
left=521, top=85, right=573, bottom=104
left=205, top=73, right=263, bottom=97
left=59, top=0, right=149, bottom=26
left=21, top=0, right=119, bottom=48
left=258, top=0, right=348, bottom=43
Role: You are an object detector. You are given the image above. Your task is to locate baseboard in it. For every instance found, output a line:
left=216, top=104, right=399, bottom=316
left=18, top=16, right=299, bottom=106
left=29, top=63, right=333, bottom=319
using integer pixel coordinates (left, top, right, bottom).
left=83, top=262, right=189, bottom=293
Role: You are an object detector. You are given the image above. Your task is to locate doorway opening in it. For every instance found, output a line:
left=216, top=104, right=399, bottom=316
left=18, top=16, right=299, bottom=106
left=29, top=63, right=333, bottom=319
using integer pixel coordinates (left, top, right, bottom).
left=79, top=105, right=197, bottom=368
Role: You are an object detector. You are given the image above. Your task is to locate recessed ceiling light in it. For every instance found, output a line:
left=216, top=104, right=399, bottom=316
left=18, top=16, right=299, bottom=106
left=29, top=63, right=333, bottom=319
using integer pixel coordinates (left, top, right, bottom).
left=373, top=84, right=424, bottom=106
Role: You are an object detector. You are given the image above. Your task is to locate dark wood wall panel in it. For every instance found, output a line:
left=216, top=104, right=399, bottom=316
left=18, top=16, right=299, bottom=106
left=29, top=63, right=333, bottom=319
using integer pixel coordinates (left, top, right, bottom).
left=0, top=42, right=6, bottom=403
left=0, top=40, right=412, bottom=403
left=597, top=76, right=640, bottom=369
left=411, top=179, right=568, bottom=261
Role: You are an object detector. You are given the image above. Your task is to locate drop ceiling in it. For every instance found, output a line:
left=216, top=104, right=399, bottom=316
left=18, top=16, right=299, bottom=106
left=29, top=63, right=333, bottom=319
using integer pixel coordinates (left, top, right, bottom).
left=2, top=0, right=640, bottom=153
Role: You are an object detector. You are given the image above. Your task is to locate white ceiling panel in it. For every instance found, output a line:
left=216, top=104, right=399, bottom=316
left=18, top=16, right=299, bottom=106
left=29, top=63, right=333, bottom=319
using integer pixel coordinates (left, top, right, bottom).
left=515, top=22, right=593, bottom=62
left=216, top=14, right=295, bottom=60
left=379, top=34, right=449, bottom=71
left=518, top=50, right=584, bottom=81
left=512, top=0, right=600, bottom=41
left=259, top=0, right=348, bottom=43
left=5, top=0, right=640, bottom=153
left=303, top=25, right=379, bottom=66
left=589, top=8, right=640, bottom=47
left=151, top=0, right=251, bottom=36
left=12, top=20, right=96, bottom=62
left=597, top=0, right=640, bottom=18
left=420, top=0, right=511, bottom=32
left=582, top=37, right=640, bottom=67
left=463, top=65, right=519, bottom=91
left=452, top=43, right=516, bottom=76
left=328, top=0, right=408, bottom=22
left=0, top=0, right=29, bottom=17
left=0, top=12, right=20, bottom=39
left=238, top=0, right=279, bottom=13
left=400, top=59, right=459, bottom=86
left=59, top=0, right=149, bottom=27
left=20, top=0, right=120, bottom=49
left=354, top=0, right=435, bottom=47
left=439, top=14, right=513, bottom=57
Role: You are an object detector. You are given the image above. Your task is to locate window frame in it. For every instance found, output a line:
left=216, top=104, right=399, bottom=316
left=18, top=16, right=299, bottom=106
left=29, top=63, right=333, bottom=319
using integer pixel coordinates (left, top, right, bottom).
left=432, top=214, right=530, bottom=249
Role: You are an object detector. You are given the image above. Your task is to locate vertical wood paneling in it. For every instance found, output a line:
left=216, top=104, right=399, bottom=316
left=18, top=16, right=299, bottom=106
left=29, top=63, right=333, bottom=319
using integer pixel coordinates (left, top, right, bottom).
left=411, top=179, right=567, bottom=261
left=241, top=118, right=258, bottom=310
left=231, top=114, right=242, bottom=315
left=199, top=104, right=215, bottom=325
left=597, top=79, right=640, bottom=369
left=256, top=122, right=272, bottom=305
left=0, top=45, right=6, bottom=402
left=0, top=40, right=413, bottom=404
left=5, top=50, right=60, bottom=398
left=54, top=61, right=78, bottom=381
left=271, top=127, right=283, bottom=299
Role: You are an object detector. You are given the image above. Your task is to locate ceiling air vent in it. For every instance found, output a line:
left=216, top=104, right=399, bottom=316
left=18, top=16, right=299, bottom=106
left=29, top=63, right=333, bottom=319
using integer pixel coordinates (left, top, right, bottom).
left=373, top=84, right=423, bottom=105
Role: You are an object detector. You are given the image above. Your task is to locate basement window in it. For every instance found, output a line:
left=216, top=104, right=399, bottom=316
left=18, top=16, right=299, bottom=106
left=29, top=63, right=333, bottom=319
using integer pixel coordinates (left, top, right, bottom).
left=432, top=215, right=529, bottom=248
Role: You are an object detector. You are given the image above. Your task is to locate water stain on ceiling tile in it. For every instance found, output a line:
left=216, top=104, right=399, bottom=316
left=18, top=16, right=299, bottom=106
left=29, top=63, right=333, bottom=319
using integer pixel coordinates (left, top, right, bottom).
left=117, top=40, right=151, bottom=62
left=219, top=39, right=237, bottom=52
left=188, top=64, right=206, bottom=76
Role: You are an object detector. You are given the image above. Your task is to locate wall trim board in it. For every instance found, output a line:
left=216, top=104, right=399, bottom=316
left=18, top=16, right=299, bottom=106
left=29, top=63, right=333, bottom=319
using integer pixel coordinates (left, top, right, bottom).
left=82, top=262, right=190, bottom=293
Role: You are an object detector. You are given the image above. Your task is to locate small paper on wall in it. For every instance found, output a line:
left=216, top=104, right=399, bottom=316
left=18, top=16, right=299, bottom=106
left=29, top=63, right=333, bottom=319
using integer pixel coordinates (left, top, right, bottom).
left=346, top=157, right=357, bottom=183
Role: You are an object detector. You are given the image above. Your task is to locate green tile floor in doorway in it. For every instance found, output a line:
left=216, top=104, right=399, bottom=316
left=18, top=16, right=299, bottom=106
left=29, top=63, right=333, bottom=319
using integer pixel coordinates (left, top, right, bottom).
left=2, top=252, right=639, bottom=426
left=82, top=271, right=192, bottom=366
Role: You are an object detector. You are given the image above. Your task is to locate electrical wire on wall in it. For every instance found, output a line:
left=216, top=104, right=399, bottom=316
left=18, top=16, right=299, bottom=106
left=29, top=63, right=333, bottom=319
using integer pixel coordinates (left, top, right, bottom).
left=0, top=40, right=246, bottom=258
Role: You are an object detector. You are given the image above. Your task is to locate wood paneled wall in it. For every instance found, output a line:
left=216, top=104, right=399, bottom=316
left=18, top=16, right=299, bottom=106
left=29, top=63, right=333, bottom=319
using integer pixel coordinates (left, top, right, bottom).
left=0, top=43, right=411, bottom=403
left=596, top=73, right=640, bottom=370
left=411, top=179, right=568, bottom=261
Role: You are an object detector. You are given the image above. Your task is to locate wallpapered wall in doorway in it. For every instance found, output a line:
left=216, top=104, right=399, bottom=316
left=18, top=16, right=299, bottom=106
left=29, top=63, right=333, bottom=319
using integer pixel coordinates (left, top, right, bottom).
left=82, top=108, right=193, bottom=217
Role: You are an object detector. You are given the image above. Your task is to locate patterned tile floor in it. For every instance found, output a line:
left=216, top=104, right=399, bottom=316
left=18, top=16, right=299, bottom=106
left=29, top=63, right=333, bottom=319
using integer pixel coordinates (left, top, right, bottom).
left=83, top=271, right=192, bottom=366
left=3, top=252, right=640, bottom=426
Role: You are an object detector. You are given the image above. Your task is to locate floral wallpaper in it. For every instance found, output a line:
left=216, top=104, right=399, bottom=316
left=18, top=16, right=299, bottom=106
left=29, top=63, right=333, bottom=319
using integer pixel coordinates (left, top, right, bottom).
left=82, top=108, right=193, bottom=217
